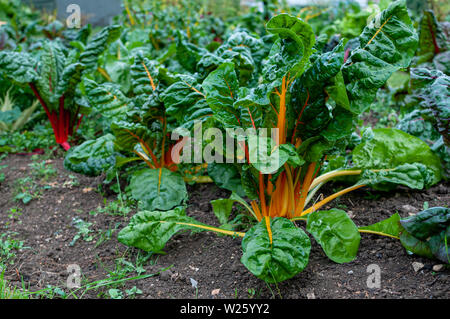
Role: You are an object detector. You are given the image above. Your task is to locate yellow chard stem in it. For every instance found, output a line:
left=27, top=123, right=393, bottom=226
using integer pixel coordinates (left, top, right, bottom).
left=309, top=169, right=362, bottom=191
left=301, top=184, right=366, bottom=216
left=161, top=221, right=245, bottom=238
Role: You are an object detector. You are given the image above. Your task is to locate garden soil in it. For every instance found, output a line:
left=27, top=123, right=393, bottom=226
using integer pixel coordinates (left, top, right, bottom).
left=0, top=154, right=448, bottom=299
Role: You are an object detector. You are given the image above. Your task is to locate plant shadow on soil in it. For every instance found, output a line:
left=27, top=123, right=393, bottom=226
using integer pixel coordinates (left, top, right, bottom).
left=0, top=154, right=448, bottom=299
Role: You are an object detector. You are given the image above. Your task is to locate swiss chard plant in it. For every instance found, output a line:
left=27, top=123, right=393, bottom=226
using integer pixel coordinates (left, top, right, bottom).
left=0, top=25, right=121, bottom=150
left=118, top=1, right=446, bottom=283
left=64, top=51, right=214, bottom=211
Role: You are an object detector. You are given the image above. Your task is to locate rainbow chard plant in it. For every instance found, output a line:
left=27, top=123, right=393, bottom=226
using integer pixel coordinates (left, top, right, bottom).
left=118, top=1, right=444, bottom=282
left=65, top=52, right=214, bottom=211
left=0, top=25, right=121, bottom=150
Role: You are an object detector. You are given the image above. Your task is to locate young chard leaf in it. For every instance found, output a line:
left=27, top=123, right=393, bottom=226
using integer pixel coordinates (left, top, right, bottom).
left=306, top=209, right=361, bottom=263
left=129, top=168, right=187, bottom=211
left=118, top=207, right=206, bottom=252
left=211, top=198, right=234, bottom=225
left=241, top=217, right=311, bottom=283
left=359, top=213, right=401, bottom=239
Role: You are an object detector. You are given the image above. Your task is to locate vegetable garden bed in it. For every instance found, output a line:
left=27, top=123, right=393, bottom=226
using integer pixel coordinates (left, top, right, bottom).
left=0, top=0, right=449, bottom=300
left=0, top=154, right=448, bottom=299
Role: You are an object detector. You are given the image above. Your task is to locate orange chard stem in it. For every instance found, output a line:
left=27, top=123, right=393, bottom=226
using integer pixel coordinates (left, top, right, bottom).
left=294, top=162, right=317, bottom=216
left=259, top=173, right=267, bottom=217
left=133, top=150, right=156, bottom=169
left=125, top=129, right=160, bottom=168
left=160, top=118, right=167, bottom=167
left=251, top=201, right=263, bottom=222
left=142, top=62, right=157, bottom=91
left=284, top=164, right=296, bottom=219
left=276, top=76, right=288, bottom=145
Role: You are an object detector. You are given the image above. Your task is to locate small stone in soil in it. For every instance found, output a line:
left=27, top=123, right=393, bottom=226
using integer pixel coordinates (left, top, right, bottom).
left=412, top=262, right=424, bottom=272
left=306, top=292, right=316, bottom=299
left=400, top=204, right=419, bottom=216
left=432, top=264, right=445, bottom=272
left=211, top=289, right=220, bottom=296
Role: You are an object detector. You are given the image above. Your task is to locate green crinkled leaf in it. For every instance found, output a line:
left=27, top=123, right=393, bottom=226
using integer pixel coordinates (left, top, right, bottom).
left=64, top=134, right=117, bottom=176
left=207, top=163, right=245, bottom=197
left=399, top=207, right=450, bottom=263
left=306, top=209, right=361, bottom=263
left=359, top=163, right=434, bottom=191
left=290, top=41, right=349, bottom=146
left=400, top=207, right=450, bottom=241
left=342, top=0, right=418, bottom=114
left=111, top=120, right=153, bottom=153
left=118, top=207, right=206, bottom=252
left=79, top=25, right=122, bottom=71
left=241, top=217, right=311, bottom=283
left=399, top=227, right=435, bottom=260
left=55, top=62, right=86, bottom=103
left=359, top=213, right=401, bottom=238
left=0, top=51, right=38, bottom=84
left=203, top=62, right=240, bottom=128
left=353, top=128, right=442, bottom=186
left=409, top=68, right=449, bottom=146
left=416, top=10, right=448, bottom=64
left=129, top=168, right=187, bottom=211
left=263, top=14, right=315, bottom=84
left=131, top=54, right=159, bottom=98
left=162, top=76, right=212, bottom=127
left=84, top=78, right=131, bottom=120
left=175, top=32, right=207, bottom=73
left=37, top=41, right=66, bottom=106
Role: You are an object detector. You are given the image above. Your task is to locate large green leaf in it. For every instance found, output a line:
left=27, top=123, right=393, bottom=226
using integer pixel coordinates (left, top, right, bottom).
left=84, top=78, right=131, bottom=120
left=175, top=32, right=207, bottom=73
left=79, top=25, right=122, bottom=71
left=359, top=213, right=401, bottom=238
left=400, top=207, right=450, bottom=241
left=409, top=68, right=449, bottom=146
left=161, top=76, right=212, bottom=127
left=358, top=163, right=434, bottom=191
left=55, top=62, right=86, bottom=103
left=110, top=120, right=154, bottom=153
left=64, top=134, right=117, bottom=176
left=342, top=0, right=418, bottom=114
left=415, top=10, right=448, bottom=64
left=118, top=207, right=206, bottom=252
left=0, top=51, right=38, bottom=84
left=263, top=14, right=315, bottom=84
left=131, top=54, right=159, bottom=98
left=129, top=168, right=187, bottom=211
left=36, top=41, right=66, bottom=107
left=353, top=128, right=442, bottom=186
left=306, top=209, right=361, bottom=263
left=202, top=62, right=240, bottom=128
left=207, top=163, right=245, bottom=197
left=399, top=207, right=450, bottom=263
left=241, top=217, right=311, bottom=283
